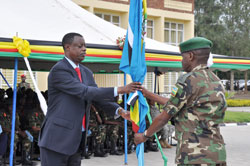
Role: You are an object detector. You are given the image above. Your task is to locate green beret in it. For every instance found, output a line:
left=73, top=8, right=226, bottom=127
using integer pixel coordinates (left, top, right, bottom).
left=179, top=37, right=213, bottom=53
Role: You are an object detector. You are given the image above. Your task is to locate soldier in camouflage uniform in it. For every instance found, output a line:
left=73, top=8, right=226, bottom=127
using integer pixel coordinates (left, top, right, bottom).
left=17, top=74, right=30, bottom=90
left=0, top=99, right=33, bottom=165
left=118, top=96, right=135, bottom=154
left=26, top=92, right=45, bottom=140
left=28, top=108, right=44, bottom=141
left=134, top=37, right=227, bottom=166
left=0, top=104, right=8, bottom=165
left=88, top=105, right=107, bottom=157
left=100, top=108, right=123, bottom=155
left=27, top=103, right=45, bottom=161
left=118, top=119, right=135, bottom=154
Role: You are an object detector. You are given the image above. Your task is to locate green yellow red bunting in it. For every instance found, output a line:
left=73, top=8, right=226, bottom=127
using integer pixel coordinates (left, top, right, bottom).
left=0, top=40, right=250, bottom=70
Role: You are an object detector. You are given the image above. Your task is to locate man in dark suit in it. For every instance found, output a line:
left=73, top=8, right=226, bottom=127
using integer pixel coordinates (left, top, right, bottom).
left=38, top=32, right=141, bottom=166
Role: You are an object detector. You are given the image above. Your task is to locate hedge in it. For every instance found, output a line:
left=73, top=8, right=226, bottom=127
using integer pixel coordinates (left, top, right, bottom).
left=226, top=99, right=250, bottom=107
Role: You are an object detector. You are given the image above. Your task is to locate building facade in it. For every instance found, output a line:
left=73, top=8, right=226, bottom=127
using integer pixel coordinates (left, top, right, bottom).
left=0, top=0, right=194, bottom=95
left=73, top=0, right=194, bottom=94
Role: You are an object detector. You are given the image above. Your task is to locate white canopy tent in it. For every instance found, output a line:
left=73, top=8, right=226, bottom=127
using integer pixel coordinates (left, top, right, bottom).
left=0, top=0, right=179, bottom=52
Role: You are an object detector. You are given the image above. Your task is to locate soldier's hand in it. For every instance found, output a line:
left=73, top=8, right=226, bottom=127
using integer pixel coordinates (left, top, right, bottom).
left=117, top=82, right=142, bottom=94
left=134, top=133, right=147, bottom=145
left=140, top=86, right=150, bottom=97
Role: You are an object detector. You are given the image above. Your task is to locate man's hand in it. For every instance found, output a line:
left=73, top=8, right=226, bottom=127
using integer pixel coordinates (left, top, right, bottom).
left=118, top=108, right=131, bottom=121
left=134, top=133, right=147, bottom=145
left=118, top=82, right=142, bottom=94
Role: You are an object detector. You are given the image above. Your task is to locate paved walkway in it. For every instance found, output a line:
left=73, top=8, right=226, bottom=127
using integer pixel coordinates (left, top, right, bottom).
left=30, top=125, right=250, bottom=166
left=227, top=107, right=250, bottom=112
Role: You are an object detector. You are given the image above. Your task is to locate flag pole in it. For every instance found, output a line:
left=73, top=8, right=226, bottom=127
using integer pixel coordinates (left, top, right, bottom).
left=124, top=73, right=128, bottom=165
left=9, top=57, right=18, bottom=166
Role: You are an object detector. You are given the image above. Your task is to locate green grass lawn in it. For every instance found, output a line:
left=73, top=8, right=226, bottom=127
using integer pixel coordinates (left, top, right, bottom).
left=224, top=111, right=250, bottom=123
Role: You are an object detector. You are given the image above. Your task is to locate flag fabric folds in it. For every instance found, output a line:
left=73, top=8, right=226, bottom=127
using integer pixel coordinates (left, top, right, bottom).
left=119, top=0, right=148, bottom=165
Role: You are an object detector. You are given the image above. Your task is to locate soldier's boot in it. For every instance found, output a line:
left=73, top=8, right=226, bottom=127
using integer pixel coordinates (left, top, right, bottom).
left=21, top=151, right=33, bottom=166
left=147, top=141, right=158, bottom=152
left=159, top=139, right=167, bottom=148
left=84, top=152, right=92, bottom=159
left=100, top=144, right=108, bottom=156
left=110, top=140, right=123, bottom=156
left=81, top=148, right=91, bottom=159
left=0, top=156, right=3, bottom=166
left=12, top=153, right=19, bottom=166
left=127, top=141, right=134, bottom=154
left=94, top=144, right=108, bottom=157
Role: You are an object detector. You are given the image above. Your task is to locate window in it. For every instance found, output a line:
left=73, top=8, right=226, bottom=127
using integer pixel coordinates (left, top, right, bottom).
left=142, top=72, right=155, bottom=92
left=0, top=69, right=36, bottom=89
left=0, top=69, right=13, bottom=89
left=147, top=20, right=154, bottom=39
left=164, top=22, right=184, bottom=46
left=93, top=74, right=124, bottom=87
left=164, top=71, right=184, bottom=93
left=95, top=13, right=120, bottom=27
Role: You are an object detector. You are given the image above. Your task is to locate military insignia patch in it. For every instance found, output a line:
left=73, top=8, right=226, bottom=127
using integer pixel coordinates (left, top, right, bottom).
left=171, top=86, right=178, bottom=97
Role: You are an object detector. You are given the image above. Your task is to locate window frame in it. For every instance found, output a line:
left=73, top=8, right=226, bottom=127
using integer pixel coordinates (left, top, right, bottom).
left=164, top=21, right=184, bottom=46
left=95, top=12, right=121, bottom=27
left=147, top=19, right=154, bottom=39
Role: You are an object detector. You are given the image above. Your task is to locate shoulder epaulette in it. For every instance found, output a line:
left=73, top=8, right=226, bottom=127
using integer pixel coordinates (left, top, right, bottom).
left=177, top=72, right=192, bottom=84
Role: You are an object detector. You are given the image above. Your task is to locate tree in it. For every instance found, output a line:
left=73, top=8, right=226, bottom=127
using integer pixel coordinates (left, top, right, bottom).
left=194, top=0, right=250, bottom=57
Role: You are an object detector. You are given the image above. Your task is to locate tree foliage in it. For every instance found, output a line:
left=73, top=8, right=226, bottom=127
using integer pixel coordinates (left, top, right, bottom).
left=194, top=0, right=250, bottom=57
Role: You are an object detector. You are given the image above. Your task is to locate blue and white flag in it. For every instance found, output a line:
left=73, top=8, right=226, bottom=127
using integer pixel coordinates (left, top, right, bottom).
left=119, top=0, right=148, bottom=165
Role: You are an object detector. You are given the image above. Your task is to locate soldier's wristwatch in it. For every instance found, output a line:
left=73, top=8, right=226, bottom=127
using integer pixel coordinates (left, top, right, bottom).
left=143, top=130, right=151, bottom=139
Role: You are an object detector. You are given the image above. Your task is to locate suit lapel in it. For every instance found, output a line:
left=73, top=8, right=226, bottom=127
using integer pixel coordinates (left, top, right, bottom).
left=62, top=58, right=82, bottom=82
left=80, top=66, right=87, bottom=85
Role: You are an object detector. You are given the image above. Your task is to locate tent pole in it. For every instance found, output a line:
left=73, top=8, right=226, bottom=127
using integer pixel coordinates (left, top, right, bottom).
left=0, top=72, right=11, bottom=88
left=9, top=57, right=18, bottom=166
left=154, top=67, right=157, bottom=93
left=124, top=73, right=128, bottom=165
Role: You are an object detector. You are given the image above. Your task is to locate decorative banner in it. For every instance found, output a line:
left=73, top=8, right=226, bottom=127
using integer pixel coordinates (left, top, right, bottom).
left=0, top=39, right=250, bottom=70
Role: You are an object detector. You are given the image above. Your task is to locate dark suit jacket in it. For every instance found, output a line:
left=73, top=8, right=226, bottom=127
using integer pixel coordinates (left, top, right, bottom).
left=38, top=58, right=119, bottom=155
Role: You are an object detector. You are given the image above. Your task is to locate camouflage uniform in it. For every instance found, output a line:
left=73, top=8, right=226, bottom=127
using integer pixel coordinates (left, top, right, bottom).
left=118, top=118, right=134, bottom=147
left=0, top=110, right=10, bottom=165
left=0, top=110, right=29, bottom=152
left=17, top=82, right=30, bottom=90
left=28, top=110, right=45, bottom=140
left=100, top=109, right=123, bottom=155
left=102, top=112, right=120, bottom=143
left=89, top=108, right=106, bottom=144
left=163, top=65, right=227, bottom=165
